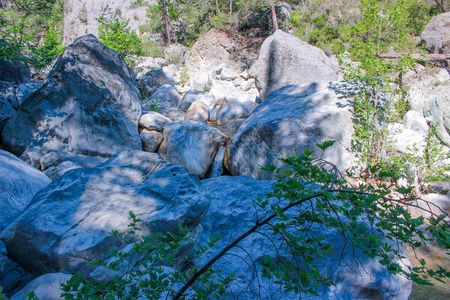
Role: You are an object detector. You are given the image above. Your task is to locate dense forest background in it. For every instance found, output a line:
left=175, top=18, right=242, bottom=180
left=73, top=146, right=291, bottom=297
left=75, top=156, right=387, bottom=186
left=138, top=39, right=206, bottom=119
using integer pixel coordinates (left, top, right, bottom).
left=0, top=0, right=448, bottom=69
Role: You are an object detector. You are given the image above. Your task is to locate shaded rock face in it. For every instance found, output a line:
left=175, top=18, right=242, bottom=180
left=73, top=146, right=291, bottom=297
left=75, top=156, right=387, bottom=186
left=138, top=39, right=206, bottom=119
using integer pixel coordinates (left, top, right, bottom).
left=225, top=83, right=354, bottom=180
left=199, top=176, right=412, bottom=300
left=0, top=96, right=15, bottom=134
left=421, top=12, right=450, bottom=54
left=0, top=41, right=31, bottom=85
left=0, top=150, right=51, bottom=232
left=0, top=81, right=19, bottom=110
left=10, top=273, right=72, bottom=300
left=0, top=151, right=209, bottom=277
left=139, top=68, right=175, bottom=98
left=216, top=101, right=258, bottom=126
left=158, top=121, right=228, bottom=178
left=0, top=240, right=35, bottom=298
left=256, top=30, right=338, bottom=101
left=2, top=34, right=142, bottom=159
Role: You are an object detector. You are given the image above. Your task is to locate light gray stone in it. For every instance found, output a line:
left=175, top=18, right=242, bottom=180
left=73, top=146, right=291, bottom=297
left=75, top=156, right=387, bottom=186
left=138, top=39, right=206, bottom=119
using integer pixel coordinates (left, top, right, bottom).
left=0, top=151, right=209, bottom=277
left=387, top=123, right=427, bottom=156
left=209, top=80, right=259, bottom=104
left=220, top=67, right=239, bottom=81
left=216, top=101, right=258, bottom=126
left=256, top=30, right=338, bottom=101
left=139, top=68, right=175, bottom=98
left=208, top=108, right=217, bottom=122
left=198, top=176, right=412, bottom=300
left=406, top=68, right=450, bottom=146
left=0, top=149, right=51, bottom=232
left=10, top=273, right=73, bottom=300
left=225, top=83, right=354, bottom=179
left=158, top=121, right=228, bottom=178
left=2, top=35, right=142, bottom=158
left=402, top=110, right=429, bottom=136
left=241, top=78, right=255, bottom=91
left=139, top=112, right=172, bottom=132
left=421, top=12, right=450, bottom=54
left=140, top=129, right=163, bottom=152
left=184, top=101, right=209, bottom=123
left=178, top=90, right=216, bottom=112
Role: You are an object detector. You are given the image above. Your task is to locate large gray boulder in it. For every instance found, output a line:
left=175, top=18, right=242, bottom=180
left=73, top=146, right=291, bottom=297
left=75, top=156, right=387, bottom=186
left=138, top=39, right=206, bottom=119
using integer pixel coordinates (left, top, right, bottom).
left=0, top=151, right=210, bottom=276
left=158, top=121, right=228, bottom=178
left=1, top=35, right=142, bottom=159
left=255, top=30, right=338, bottom=101
left=225, top=83, right=354, bottom=180
left=198, top=176, right=412, bottom=299
left=0, top=150, right=51, bottom=232
left=406, top=68, right=450, bottom=146
left=421, top=12, right=450, bottom=54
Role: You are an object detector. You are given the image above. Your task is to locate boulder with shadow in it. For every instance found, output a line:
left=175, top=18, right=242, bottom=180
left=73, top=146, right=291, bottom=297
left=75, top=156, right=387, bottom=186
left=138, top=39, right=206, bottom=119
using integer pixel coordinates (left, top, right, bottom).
left=158, top=121, right=228, bottom=178
left=0, top=151, right=210, bottom=278
left=1, top=34, right=142, bottom=162
left=255, top=30, right=338, bottom=101
left=225, top=83, right=354, bottom=180
left=197, top=175, right=412, bottom=299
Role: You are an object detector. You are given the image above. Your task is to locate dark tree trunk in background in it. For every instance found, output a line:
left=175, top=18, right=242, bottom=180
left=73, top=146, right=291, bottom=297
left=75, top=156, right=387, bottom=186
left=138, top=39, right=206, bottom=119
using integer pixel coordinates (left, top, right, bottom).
left=269, top=0, right=279, bottom=32
left=163, top=0, right=171, bottom=46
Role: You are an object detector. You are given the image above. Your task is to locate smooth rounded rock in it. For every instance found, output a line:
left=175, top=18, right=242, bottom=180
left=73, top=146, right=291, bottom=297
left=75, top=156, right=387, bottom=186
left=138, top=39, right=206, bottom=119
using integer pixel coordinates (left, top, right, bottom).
left=216, top=101, right=258, bottom=126
left=225, top=83, right=354, bottom=179
left=158, top=121, right=228, bottom=178
left=0, top=149, right=51, bottom=232
left=10, top=273, right=73, bottom=300
left=140, top=129, right=163, bottom=152
left=184, top=101, right=209, bottom=123
left=256, top=30, right=338, bottom=101
left=0, top=151, right=210, bottom=277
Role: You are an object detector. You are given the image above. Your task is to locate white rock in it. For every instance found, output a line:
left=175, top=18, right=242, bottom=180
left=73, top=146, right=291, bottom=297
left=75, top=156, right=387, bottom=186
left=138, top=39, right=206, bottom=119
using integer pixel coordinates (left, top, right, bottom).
left=139, top=112, right=172, bottom=132
left=140, top=129, right=163, bottom=152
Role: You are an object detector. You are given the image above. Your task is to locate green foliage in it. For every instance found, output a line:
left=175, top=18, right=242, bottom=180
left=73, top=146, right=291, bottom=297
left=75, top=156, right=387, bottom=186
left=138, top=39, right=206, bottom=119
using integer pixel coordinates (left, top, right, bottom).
left=202, top=78, right=212, bottom=92
left=180, top=67, right=189, bottom=85
left=96, top=5, right=143, bottom=66
left=0, top=0, right=65, bottom=68
left=141, top=40, right=165, bottom=58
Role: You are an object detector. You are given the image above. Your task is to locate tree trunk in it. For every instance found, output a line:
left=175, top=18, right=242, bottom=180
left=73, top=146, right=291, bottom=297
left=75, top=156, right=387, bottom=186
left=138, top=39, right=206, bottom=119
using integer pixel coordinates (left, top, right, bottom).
left=268, top=0, right=279, bottom=32
left=216, top=0, right=221, bottom=14
left=163, top=0, right=171, bottom=46
left=229, top=0, right=233, bottom=18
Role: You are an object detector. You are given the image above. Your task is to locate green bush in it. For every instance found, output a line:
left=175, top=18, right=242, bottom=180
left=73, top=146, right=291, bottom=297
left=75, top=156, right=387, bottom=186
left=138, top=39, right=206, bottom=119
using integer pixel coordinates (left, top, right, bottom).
left=96, top=5, right=143, bottom=65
